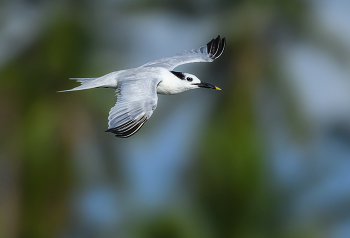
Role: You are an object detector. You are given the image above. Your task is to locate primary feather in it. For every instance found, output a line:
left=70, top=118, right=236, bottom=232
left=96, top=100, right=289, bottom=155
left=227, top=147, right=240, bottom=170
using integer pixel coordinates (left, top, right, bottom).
left=140, top=35, right=226, bottom=70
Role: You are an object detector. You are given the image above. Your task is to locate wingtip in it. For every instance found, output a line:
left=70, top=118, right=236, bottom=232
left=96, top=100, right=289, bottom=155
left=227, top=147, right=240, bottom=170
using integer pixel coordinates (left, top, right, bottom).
left=221, top=37, right=226, bottom=53
left=105, top=114, right=148, bottom=138
left=207, top=35, right=226, bottom=59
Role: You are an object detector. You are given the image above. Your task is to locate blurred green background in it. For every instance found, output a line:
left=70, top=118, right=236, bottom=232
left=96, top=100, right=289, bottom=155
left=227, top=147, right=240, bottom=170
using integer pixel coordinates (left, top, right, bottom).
left=1, top=0, right=350, bottom=237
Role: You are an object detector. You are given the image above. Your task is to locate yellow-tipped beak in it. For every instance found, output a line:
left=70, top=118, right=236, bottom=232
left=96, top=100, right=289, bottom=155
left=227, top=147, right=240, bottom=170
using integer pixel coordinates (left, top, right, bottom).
left=194, top=82, right=221, bottom=90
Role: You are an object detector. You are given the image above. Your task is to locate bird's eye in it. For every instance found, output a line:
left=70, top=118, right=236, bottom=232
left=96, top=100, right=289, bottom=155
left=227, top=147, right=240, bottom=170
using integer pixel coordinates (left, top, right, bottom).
left=187, top=77, right=193, bottom=82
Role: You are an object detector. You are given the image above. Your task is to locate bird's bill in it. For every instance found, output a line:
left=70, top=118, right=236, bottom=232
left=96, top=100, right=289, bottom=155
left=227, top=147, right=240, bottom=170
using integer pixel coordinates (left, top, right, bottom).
left=193, top=82, right=221, bottom=90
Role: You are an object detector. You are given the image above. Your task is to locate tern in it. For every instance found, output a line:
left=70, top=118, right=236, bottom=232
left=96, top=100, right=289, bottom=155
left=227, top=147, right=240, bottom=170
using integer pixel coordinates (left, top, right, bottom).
left=60, top=36, right=226, bottom=138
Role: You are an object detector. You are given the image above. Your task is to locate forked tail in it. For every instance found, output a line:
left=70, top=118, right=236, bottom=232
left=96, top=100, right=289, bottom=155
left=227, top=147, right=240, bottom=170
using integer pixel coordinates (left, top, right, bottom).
left=58, top=78, right=98, bottom=92
left=59, top=72, right=119, bottom=92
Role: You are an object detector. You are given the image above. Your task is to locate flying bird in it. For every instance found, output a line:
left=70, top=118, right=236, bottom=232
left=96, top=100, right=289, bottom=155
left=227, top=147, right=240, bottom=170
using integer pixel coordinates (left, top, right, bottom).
left=60, top=36, right=226, bottom=138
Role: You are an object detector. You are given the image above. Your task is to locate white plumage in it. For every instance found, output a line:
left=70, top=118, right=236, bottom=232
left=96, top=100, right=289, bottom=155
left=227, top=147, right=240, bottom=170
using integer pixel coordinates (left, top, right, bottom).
left=60, top=36, right=226, bottom=138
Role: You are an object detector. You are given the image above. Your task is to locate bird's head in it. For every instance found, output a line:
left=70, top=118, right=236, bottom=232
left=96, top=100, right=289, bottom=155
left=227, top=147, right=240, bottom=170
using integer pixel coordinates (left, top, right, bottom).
left=170, top=71, right=221, bottom=92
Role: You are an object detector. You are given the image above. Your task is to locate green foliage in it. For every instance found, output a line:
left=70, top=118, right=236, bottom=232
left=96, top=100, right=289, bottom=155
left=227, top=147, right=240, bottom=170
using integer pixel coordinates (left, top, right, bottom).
left=0, top=17, right=91, bottom=238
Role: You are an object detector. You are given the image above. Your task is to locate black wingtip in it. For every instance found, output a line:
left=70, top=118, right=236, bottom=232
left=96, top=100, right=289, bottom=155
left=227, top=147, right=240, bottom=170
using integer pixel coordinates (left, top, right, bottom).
left=105, top=115, right=147, bottom=138
left=206, top=39, right=214, bottom=54
left=206, top=35, right=226, bottom=60
left=214, top=37, right=226, bottom=59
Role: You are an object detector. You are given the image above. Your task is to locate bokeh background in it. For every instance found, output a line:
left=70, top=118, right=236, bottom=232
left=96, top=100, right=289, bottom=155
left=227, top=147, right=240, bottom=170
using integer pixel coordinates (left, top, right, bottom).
left=1, top=0, right=350, bottom=237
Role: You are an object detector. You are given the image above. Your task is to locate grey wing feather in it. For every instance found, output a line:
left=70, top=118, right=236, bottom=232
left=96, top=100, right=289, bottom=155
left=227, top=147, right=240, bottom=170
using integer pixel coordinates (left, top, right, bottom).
left=106, top=78, right=159, bottom=138
left=140, top=35, right=226, bottom=70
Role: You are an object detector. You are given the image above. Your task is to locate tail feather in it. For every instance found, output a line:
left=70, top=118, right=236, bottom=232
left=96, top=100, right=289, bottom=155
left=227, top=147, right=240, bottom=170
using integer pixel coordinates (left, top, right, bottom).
left=70, top=78, right=96, bottom=84
left=58, top=78, right=98, bottom=92
left=59, top=71, right=119, bottom=92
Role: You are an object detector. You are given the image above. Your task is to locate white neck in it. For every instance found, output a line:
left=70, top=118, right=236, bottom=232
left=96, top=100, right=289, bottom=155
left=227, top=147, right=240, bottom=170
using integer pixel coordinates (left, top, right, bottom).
left=156, top=71, right=190, bottom=95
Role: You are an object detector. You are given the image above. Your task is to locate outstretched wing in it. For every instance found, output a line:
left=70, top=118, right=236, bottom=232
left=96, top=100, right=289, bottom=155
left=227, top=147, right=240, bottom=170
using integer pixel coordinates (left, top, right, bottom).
left=106, top=78, right=160, bottom=138
left=140, top=35, right=226, bottom=70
